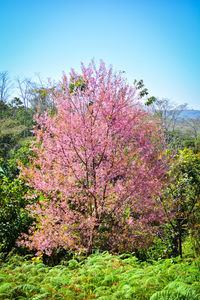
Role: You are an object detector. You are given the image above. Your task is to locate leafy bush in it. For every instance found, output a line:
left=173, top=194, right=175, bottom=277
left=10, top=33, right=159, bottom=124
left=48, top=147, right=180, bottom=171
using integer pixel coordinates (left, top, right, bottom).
left=160, top=149, right=200, bottom=257
left=0, top=177, right=33, bottom=253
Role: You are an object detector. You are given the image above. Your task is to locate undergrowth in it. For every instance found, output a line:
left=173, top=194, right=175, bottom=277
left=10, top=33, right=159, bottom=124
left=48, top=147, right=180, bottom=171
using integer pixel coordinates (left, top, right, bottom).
left=0, top=252, right=200, bottom=299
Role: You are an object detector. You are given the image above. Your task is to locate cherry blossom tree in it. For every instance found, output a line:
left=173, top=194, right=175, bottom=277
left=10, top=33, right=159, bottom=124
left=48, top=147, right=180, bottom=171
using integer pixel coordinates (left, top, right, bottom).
left=19, top=61, right=168, bottom=256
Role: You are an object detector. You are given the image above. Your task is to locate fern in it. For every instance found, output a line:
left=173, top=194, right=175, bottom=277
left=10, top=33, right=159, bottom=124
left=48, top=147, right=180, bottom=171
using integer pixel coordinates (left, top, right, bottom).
left=150, top=282, right=200, bottom=300
left=0, top=253, right=200, bottom=299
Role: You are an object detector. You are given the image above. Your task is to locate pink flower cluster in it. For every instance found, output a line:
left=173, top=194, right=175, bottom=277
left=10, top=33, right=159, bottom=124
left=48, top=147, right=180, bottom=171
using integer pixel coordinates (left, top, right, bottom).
left=19, top=61, right=168, bottom=256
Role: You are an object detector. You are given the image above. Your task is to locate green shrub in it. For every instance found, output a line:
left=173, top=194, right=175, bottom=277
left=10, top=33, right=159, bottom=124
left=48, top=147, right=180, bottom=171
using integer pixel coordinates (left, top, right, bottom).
left=0, top=177, right=33, bottom=254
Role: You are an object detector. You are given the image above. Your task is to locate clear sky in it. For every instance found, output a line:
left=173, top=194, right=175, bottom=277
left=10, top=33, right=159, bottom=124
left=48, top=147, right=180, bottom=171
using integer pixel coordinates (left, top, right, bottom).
left=1, top=0, right=200, bottom=108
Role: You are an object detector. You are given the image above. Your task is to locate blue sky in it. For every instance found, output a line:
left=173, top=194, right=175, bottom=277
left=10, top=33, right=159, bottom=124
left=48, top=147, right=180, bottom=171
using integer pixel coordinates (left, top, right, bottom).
left=1, top=0, right=200, bottom=108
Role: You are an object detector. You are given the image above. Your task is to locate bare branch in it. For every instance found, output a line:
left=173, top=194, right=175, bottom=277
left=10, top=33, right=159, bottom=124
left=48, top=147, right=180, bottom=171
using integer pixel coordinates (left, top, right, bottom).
left=0, top=71, right=12, bottom=102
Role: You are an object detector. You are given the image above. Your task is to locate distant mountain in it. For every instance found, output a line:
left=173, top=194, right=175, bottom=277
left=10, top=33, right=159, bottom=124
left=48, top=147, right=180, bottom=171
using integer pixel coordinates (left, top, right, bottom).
left=178, top=110, right=200, bottom=119
left=180, top=110, right=200, bottom=118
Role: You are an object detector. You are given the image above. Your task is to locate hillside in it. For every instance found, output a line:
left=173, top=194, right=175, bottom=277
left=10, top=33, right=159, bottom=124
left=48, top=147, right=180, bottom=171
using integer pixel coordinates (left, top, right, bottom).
left=178, top=110, right=200, bottom=119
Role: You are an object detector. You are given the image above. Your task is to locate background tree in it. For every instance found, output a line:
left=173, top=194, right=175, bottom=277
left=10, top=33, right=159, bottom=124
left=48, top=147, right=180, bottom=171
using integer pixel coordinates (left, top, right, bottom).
left=0, top=141, right=34, bottom=254
left=0, top=177, right=32, bottom=254
left=149, top=98, right=188, bottom=149
left=19, top=61, right=168, bottom=257
left=183, top=116, right=200, bottom=141
left=150, top=98, right=187, bottom=132
left=24, top=74, right=56, bottom=114
left=0, top=71, right=11, bottom=102
left=161, top=149, right=200, bottom=257
left=16, top=78, right=34, bottom=138
left=16, top=77, right=57, bottom=137
left=0, top=71, right=12, bottom=119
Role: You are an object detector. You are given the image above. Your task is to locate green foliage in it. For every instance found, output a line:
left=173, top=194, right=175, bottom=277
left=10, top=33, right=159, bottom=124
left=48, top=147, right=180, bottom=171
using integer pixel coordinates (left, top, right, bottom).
left=133, top=79, right=157, bottom=106
left=161, top=149, right=200, bottom=257
left=145, top=96, right=156, bottom=106
left=180, top=135, right=200, bottom=153
left=150, top=282, right=200, bottom=300
left=183, top=138, right=195, bottom=149
left=0, top=95, right=34, bottom=170
left=0, top=253, right=200, bottom=299
left=0, top=141, right=34, bottom=254
left=195, top=134, right=200, bottom=153
left=69, top=75, right=88, bottom=94
left=164, top=129, right=186, bottom=150
left=0, top=118, right=25, bottom=160
left=0, top=177, right=33, bottom=253
left=6, top=141, right=33, bottom=178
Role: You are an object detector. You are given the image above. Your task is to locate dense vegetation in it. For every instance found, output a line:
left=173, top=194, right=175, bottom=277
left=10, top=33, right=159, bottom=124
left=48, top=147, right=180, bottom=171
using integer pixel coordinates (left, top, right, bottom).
left=0, top=64, right=200, bottom=299
left=0, top=252, right=200, bottom=299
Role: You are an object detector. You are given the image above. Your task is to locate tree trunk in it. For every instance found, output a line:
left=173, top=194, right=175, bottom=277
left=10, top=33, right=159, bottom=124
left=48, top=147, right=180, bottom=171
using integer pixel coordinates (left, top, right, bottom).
left=178, top=224, right=182, bottom=258
left=24, top=106, right=27, bottom=138
left=86, top=230, right=94, bottom=257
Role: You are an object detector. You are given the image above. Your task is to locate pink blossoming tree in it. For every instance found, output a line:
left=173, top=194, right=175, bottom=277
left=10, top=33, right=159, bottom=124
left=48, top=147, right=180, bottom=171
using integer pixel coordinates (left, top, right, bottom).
left=19, top=61, right=168, bottom=256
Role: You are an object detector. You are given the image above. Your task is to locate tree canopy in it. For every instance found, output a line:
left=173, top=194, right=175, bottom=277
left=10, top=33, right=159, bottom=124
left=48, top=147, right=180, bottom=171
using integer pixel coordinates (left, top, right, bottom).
left=19, top=61, right=168, bottom=256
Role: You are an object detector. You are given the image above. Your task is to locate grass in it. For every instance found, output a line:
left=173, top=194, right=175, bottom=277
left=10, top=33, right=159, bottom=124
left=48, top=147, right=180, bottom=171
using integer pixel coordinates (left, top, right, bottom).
left=0, top=252, right=200, bottom=299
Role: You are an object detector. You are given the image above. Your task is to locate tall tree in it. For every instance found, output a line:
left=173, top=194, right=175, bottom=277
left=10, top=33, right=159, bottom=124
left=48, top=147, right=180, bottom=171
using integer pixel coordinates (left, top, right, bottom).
left=16, top=78, right=33, bottom=138
left=19, top=61, right=168, bottom=256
